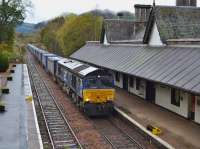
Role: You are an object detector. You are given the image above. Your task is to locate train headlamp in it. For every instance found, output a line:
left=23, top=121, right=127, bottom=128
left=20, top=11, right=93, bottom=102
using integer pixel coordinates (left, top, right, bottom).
left=85, top=98, right=90, bottom=102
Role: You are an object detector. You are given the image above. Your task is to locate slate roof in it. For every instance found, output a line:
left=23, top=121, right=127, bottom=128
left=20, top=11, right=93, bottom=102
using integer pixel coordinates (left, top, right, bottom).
left=144, top=6, right=200, bottom=44
left=101, top=19, right=146, bottom=43
left=71, top=42, right=200, bottom=95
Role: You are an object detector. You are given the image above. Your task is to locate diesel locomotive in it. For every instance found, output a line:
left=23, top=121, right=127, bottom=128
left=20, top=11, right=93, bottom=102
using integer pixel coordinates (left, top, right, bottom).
left=28, top=44, right=115, bottom=116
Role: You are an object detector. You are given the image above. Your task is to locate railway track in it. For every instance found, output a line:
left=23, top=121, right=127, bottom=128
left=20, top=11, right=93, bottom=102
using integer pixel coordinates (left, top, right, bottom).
left=28, top=52, right=164, bottom=149
left=93, top=118, right=145, bottom=149
left=28, top=61, right=82, bottom=149
left=30, top=77, right=52, bottom=148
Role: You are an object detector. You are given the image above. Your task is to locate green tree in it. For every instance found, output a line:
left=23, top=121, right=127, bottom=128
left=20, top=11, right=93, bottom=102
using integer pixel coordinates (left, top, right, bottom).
left=56, top=13, right=103, bottom=56
left=0, top=44, right=10, bottom=72
left=40, top=13, right=103, bottom=57
left=40, top=16, right=65, bottom=55
left=0, top=0, right=29, bottom=44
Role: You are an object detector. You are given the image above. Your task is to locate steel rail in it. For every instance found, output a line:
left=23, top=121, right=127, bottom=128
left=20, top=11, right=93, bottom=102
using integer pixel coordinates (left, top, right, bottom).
left=29, top=66, right=55, bottom=149
left=108, top=119, right=145, bottom=149
left=28, top=59, right=83, bottom=149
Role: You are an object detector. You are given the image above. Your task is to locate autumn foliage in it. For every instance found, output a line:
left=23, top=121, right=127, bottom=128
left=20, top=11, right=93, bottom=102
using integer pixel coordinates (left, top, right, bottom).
left=40, top=13, right=103, bottom=57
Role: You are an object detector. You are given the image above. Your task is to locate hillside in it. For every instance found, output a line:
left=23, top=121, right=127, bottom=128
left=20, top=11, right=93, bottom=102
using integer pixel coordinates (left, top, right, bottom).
left=16, top=23, right=38, bottom=34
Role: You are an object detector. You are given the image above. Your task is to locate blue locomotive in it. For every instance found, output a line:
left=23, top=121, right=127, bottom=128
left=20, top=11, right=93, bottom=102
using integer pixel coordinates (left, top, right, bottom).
left=28, top=44, right=115, bottom=116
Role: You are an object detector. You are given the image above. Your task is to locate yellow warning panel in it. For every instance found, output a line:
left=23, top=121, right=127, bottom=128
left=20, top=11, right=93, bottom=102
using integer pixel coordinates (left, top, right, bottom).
left=83, top=89, right=115, bottom=103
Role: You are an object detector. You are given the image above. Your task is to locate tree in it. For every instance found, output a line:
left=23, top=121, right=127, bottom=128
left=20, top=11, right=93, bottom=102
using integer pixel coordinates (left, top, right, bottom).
left=0, top=44, right=10, bottom=72
left=40, top=16, right=65, bottom=54
left=0, top=0, right=30, bottom=43
left=56, top=13, right=103, bottom=56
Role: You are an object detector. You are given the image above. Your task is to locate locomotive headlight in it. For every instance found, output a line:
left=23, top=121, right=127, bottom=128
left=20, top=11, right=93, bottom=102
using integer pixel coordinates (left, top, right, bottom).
left=85, top=98, right=90, bottom=102
left=107, top=97, right=112, bottom=101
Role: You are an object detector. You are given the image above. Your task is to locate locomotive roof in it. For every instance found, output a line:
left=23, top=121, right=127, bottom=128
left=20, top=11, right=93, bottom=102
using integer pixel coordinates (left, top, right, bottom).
left=58, top=58, right=98, bottom=77
left=28, top=44, right=100, bottom=77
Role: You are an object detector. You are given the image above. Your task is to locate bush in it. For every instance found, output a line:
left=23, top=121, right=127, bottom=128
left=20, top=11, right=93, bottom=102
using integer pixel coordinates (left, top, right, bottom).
left=0, top=52, right=9, bottom=72
left=0, top=44, right=12, bottom=72
left=0, top=101, right=5, bottom=112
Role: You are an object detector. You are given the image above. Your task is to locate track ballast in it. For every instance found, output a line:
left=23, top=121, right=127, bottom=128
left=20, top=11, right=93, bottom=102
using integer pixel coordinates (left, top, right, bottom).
left=28, top=61, right=82, bottom=149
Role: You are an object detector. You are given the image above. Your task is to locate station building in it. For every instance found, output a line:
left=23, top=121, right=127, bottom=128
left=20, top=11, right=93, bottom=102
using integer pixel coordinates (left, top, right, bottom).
left=70, top=0, right=200, bottom=124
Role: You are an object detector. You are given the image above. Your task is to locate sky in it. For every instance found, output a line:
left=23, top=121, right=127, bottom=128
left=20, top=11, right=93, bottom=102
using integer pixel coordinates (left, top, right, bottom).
left=25, top=0, right=199, bottom=23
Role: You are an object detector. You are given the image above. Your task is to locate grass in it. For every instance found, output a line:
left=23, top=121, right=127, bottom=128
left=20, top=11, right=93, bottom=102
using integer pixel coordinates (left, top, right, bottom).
left=0, top=101, right=4, bottom=106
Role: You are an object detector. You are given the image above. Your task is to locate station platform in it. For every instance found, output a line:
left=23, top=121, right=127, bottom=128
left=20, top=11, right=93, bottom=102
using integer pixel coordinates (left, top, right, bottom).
left=114, top=88, right=200, bottom=149
left=0, top=64, right=42, bottom=149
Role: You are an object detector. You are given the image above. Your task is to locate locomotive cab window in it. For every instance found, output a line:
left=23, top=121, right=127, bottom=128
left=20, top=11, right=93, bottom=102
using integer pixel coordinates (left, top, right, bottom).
left=84, top=76, right=113, bottom=89
left=99, top=77, right=113, bottom=88
left=85, top=78, right=98, bottom=89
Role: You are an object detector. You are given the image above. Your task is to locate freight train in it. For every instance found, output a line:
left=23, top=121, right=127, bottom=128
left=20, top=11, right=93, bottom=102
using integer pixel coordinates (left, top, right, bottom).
left=27, top=44, right=115, bottom=116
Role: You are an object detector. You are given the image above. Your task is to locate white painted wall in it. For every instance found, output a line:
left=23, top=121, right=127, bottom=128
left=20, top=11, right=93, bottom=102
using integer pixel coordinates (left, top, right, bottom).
left=103, top=33, right=110, bottom=45
left=149, top=22, right=164, bottom=46
left=111, top=71, right=146, bottom=99
left=128, top=78, right=146, bottom=99
left=195, top=96, right=200, bottom=124
left=155, top=84, right=189, bottom=118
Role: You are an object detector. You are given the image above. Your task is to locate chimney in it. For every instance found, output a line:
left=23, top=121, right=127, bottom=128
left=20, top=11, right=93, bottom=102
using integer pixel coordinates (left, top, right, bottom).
left=117, top=12, right=124, bottom=19
left=134, top=4, right=152, bottom=22
left=176, top=0, right=197, bottom=7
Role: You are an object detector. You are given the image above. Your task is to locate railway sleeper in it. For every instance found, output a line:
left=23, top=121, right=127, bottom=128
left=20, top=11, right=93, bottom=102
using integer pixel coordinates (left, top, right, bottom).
left=46, top=117, right=63, bottom=121
left=53, top=136, right=74, bottom=141
left=51, top=130, right=69, bottom=133
left=56, top=143, right=78, bottom=148
left=48, top=124, right=66, bottom=127
left=54, top=140, right=75, bottom=144
left=52, top=133, right=72, bottom=137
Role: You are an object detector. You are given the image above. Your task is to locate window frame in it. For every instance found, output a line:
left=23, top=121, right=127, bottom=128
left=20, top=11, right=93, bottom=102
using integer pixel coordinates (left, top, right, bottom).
left=115, top=72, right=120, bottom=82
left=136, top=78, right=140, bottom=90
left=171, top=88, right=181, bottom=107
left=129, top=76, right=134, bottom=88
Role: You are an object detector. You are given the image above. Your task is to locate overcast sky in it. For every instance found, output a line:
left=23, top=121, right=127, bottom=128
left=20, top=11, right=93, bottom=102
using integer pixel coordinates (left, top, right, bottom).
left=25, top=0, right=200, bottom=23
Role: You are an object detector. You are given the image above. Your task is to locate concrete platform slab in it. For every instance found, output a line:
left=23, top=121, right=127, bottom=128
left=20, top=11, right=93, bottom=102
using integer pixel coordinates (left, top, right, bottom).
left=115, top=88, right=200, bottom=149
left=0, top=64, right=42, bottom=149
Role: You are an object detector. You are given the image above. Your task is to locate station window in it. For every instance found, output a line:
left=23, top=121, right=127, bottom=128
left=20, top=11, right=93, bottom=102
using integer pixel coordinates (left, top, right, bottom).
left=136, top=78, right=140, bottom=90
left=171, top=89, right=180, bottom=107
left=129, top=76, right=134, bottom=88
left=115, top=72, right=120, bottom=82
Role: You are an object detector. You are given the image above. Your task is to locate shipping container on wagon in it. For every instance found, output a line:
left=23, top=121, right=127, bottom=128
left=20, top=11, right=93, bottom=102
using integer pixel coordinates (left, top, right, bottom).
left=47, top=56, right=63, bottom=76
left=42, top=53, right=56, bottom=70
